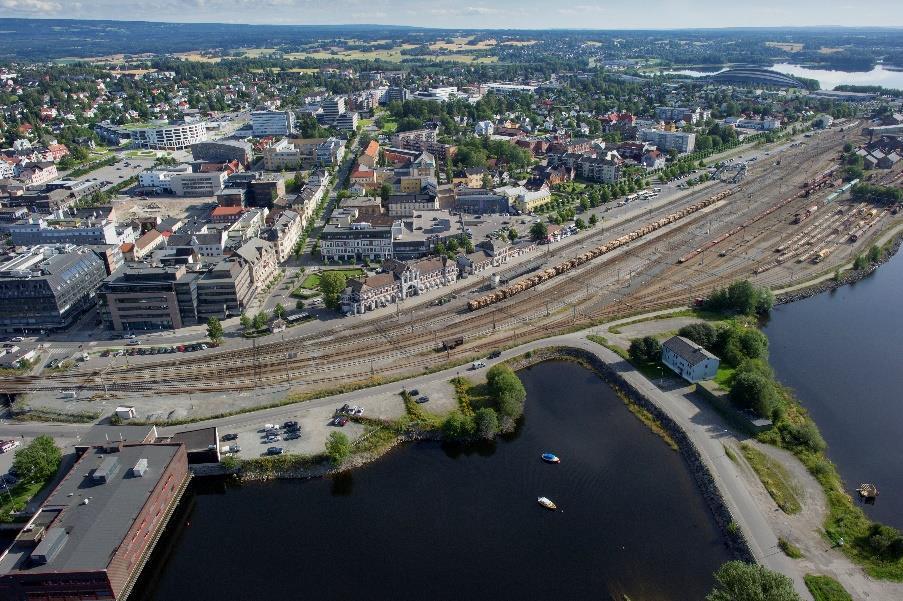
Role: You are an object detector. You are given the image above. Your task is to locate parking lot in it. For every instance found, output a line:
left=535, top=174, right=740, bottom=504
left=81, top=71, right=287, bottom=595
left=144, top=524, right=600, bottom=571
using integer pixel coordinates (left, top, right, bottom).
left=202, top=375, right=461, bottom=459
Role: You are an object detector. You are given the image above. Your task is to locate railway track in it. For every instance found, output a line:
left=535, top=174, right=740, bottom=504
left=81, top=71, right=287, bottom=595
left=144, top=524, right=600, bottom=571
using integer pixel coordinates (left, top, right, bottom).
left=4, top=126, right=875, bottom=396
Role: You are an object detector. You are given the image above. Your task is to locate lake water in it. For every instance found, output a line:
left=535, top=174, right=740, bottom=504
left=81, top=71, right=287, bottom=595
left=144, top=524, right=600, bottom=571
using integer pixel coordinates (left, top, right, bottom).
left=770, top=63, right=903, bottom=91
left=662, top=63, right=903, bottom=91
left=132, top=361, right=732, bottom=600
left=764, top=250, right=903, bottom=528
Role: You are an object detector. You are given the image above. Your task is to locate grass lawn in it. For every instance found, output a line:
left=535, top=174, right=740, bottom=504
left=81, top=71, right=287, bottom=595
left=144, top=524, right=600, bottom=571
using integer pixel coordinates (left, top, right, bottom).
left=713, top=365, right=735, bottom=389
left=740, top=442, right=802, bottom=514
left=804, top=574, right=853, bottom=601
left=0, top=480, right=45, bottom=523
left=300, top=269, right=363, bottom=290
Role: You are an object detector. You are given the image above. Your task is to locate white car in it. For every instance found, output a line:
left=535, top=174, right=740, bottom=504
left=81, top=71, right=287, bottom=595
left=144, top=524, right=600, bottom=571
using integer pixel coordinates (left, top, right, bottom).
left=353, top=407, right=364, bottom=416
left=264, top=424, right=279, bottom=431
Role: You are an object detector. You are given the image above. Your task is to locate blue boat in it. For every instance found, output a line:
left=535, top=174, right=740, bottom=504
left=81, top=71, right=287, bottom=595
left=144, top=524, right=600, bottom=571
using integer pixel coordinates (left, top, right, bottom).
left=541, top=453, right=560, bottom=464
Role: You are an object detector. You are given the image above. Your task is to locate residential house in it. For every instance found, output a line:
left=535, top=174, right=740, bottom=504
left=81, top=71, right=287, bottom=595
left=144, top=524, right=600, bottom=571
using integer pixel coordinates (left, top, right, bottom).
left=661, top=336, right=720, bottom=383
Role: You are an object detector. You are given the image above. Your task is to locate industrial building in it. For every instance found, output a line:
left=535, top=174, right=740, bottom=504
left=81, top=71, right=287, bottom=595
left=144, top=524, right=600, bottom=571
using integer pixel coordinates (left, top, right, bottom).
left=0, top=443, right=190, bottom=601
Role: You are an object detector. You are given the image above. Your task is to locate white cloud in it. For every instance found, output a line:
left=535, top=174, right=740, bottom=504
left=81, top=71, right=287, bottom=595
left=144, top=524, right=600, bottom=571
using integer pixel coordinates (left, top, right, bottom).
left=1, top=0, right=62, bottom=11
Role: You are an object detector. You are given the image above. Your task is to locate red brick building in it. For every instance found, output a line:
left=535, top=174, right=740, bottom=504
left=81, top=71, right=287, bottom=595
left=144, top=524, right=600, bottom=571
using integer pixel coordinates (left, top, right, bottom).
left=0, top=443, right=190, bottom=601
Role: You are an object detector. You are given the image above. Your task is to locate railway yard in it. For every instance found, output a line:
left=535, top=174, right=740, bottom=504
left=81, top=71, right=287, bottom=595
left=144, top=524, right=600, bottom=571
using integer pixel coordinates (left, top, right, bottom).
left=7, top=123, right=903, bottom=421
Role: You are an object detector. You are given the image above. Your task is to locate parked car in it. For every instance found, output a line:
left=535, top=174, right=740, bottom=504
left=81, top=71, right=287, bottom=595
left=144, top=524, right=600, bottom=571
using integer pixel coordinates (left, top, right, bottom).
left=408, top=389, right=420, bottom=397
left=266, top=447, right=284, bottom=456
left=222, top=433, right=238, bottom=441
left=353, top=407, right=364, bottom=416
left=284, top=432, right=300, bottom=440
left=416, top=396, right=430, bottom=404
left=333, top=416, right=349, bottom=427
left=264, top=424, right=278, bottom=431
left=265, top=435, right=281, bottom=443
left=487, top=350, right=501, bottom=359
left=283, top=420, right=298, bottom=430
left=126, top=339, right=140, bottom=346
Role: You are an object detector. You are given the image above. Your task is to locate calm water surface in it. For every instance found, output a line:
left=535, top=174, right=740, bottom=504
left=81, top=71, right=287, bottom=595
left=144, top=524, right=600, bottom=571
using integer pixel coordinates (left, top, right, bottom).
left=134, top=361, right=731, bottom=600
left=662, top=63, right=903, bottom=90
left=764, top=250, right=903, bottom=527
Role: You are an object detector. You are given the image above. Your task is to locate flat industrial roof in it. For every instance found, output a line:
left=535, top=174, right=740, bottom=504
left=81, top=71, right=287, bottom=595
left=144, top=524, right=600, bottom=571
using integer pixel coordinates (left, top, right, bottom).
left=0, top=443, right=182, bottom=576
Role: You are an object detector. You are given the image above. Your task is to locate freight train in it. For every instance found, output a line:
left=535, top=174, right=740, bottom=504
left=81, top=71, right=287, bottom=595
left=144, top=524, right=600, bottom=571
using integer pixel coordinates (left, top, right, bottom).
left=467, top=187, right=741, bottom=311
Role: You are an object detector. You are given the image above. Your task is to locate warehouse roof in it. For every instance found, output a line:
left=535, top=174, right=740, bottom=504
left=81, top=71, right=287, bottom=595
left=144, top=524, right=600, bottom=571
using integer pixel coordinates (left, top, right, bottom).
left=0, top=443, right=184, bottom=575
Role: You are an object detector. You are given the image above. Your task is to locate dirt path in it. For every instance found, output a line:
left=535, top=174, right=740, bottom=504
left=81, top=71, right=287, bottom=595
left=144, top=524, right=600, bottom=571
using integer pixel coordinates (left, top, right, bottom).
left=730, top=440, right=903, bottom=599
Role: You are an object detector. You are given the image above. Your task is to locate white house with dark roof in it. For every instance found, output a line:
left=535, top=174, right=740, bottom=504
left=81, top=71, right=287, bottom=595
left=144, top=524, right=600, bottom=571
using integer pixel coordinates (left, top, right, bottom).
left=661, top=335, right=720, bottom=383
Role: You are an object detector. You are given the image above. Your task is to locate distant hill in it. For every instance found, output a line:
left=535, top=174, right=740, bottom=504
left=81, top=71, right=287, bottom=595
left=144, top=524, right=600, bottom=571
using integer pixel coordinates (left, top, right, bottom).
left=0, top=19, right=424, bottom=61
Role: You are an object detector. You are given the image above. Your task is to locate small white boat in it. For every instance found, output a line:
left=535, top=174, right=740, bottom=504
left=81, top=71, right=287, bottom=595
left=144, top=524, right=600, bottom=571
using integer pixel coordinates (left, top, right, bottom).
left=537, top=496, right=557, bottom=511
left=541, top=453, right=560, bottom=464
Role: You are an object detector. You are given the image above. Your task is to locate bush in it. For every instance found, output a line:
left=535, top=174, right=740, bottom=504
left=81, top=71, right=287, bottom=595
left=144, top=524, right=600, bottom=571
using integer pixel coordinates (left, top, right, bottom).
left=706, top=561, right=800, bottom=601
left=474, top=408, right=500, bottom=440
left=325, top=431, right=351, bottom=464
left=678, top=322, right=718, bottom=349
left=12, top=435, right=62, bottom=483
left=486, top=364, right=527, bottom=419
left=778, top=421, right=827, bottom=453
left=866, top=523, right=903, bottom=560
left=628, top=336, right=662, bottom=364
left=804, top=574, right=852, bottom=601
left=442, top=410, right=476, bottom=440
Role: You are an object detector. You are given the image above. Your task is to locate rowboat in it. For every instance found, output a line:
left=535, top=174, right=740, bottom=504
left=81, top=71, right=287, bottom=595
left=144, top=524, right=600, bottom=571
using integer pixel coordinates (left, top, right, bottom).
left=537, top=496, right=557, bottom=510
left=541, top=453, right=560, bottom=464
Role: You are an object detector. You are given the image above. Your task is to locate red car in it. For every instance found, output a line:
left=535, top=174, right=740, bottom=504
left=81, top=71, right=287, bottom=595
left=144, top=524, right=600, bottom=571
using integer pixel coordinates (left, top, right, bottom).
left=333, top=416, right=349, bottom=427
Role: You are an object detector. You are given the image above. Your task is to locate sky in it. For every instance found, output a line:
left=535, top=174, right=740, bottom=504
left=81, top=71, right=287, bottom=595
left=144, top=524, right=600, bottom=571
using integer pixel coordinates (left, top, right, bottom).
left=1, top=0, right=903, bottom=29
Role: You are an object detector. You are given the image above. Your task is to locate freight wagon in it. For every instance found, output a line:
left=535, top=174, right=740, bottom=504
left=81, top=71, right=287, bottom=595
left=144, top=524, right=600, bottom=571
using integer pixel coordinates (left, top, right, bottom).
left=468, top=187, right=741, bottom=311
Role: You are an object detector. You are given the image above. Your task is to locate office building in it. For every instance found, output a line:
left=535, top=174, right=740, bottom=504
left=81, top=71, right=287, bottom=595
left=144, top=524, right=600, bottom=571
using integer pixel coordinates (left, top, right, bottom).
left=95, top=121, right=208, bottom=151
left=251, top=110, right=295, bottom=137
left=99, top=264, right=200, bottom=331
left=170, top=172, right=227, bottom=197
left=191, top=140, right=253, bottom=166
left=0, top=246, right=106, bottom=332
left=196, top=258, right=253, bottom=320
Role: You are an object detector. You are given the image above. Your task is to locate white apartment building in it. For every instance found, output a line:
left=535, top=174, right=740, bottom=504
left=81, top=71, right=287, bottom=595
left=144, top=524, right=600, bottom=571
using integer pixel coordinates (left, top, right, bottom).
left=138, top=165, right=192, bottom=191
left=170, top=171, right=227, bottom=197
left=235, top=237, right=279, bottom=290
left=251, top=110, right=296, bottom=137
left=638, top=129, right=696, bottom=154
left=268, top=209, right=303, bottom=262
left=131, top=121, right=208, bottom=150
left=9, top=218, right=120, bottom=246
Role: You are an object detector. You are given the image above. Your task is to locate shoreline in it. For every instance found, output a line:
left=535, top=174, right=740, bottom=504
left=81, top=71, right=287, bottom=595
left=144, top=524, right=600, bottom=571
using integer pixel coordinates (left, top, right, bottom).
left=776, top=233, right=903, bottom=305
left=219, top=345, right=755, bottom=565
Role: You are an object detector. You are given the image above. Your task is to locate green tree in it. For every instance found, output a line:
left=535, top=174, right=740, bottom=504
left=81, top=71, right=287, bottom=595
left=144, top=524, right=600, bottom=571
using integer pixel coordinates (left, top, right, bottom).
left=867, top=244, right=882, bottom=264
left=12, top=436, right=62, bottom=484
left=474, top=408, right=500, bottom=440
left=379, top=182, right=393, bottom=203
left=273, top=303, right=286, bottom=320
left=574, top=217, right=586, bottom=230
left=325, top=431, right=352, bottom=464
left=239, top=313, right=251, bottom=331
left=589, top=214, right=599, bottom=227
left=320, top=271, right=348, bottom=310
left=486, top=364, right=527, bottom=419
left=530, top=221, right=548, bottom=241
left=206, top=317, right=223, bottom=344
left=507, top=228, right=518, bottom=242
left=678, top=322, right=718, bottom=349
left=706, top=561, right=800, bottom=601
left=442, top=410, right=476, bottom=439
left=252, top=311, right=269, bottom=330
left=629, top=336, right=662, bottom=364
